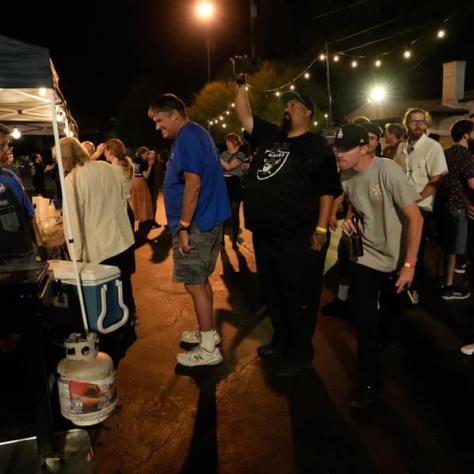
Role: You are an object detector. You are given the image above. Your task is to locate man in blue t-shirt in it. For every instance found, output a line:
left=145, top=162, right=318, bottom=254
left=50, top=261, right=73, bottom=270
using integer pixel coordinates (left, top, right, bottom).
left=0, top=124, right=45, bottom=263
left=148, top=94, right=230, bottom=367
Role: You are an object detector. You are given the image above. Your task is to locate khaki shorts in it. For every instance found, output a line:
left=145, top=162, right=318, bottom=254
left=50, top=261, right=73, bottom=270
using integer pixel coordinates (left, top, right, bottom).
left=172, top=223, right=223, bottom=284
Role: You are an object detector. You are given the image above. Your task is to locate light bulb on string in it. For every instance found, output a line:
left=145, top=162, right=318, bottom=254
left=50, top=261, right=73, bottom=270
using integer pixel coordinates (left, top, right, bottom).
left=290, top=84, right=295, bottom=90
left=304, top=72, right=310, bottom=79
left=313, top=121, right=318, bottom=126
left=437, top=29, right=446, bottom=39
left=275, top=91, right=281, bottom=97
left=319, top=53, right=326, bottom=61
left=351, top=60, right=358, bottom=68
left=403, top=50, right=411, bottom=59
left=226, top=111, right=230, bottom=115
left=219, top=116, right=224, bottom=121
left=11, top=127, right=21, bottom=139
left=333, top=55, right=340, bottom=63
left=222, top=123, right=227, bottom=128
left=39, top=87, right=47, bottom=97
left=375, top=59, right=382, bottom=68
left=230, top=103, right=235, bottom=108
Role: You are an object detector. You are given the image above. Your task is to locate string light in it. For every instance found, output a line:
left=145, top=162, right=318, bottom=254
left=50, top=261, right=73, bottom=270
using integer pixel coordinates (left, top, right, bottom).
left=205, top=12, right=458, bottom=127
left=313, top=121, right=318, bottom=126
left=11, top=127, right=21, bottom=139
left=39, top=87, right=47, bottom=97
left=222, top=123, right=227, bottom=128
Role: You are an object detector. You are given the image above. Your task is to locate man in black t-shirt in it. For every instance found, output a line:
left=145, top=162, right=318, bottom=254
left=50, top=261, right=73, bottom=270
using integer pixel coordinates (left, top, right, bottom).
left=235, top=75, right=341, bottom=376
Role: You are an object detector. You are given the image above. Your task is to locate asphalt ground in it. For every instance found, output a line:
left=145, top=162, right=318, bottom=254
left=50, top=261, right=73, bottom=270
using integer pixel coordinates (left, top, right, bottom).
left=90, top=200, right=474, bottom=474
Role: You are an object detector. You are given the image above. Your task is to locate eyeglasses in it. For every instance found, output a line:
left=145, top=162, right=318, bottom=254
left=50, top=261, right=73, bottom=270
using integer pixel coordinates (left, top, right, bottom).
left=408, top=119, right=426, bottom=125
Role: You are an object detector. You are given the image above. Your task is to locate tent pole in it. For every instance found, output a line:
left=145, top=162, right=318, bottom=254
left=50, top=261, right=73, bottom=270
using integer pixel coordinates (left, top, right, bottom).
left=48, top=89, right=90, bottom=335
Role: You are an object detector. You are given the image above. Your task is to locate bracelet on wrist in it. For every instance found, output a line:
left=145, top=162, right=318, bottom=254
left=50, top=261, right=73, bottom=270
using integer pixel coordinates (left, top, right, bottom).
left=315, top=226, right=328, bottom=234
left=179, top=219, right=191, bottom=228
left=178, top=227, right=190, bottom=234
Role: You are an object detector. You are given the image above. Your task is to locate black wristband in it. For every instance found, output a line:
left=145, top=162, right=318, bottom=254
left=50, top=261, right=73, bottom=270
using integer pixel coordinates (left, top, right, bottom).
left=178, top=226, right=190, bottom=233
left=236, top=78, right=246, bottom=86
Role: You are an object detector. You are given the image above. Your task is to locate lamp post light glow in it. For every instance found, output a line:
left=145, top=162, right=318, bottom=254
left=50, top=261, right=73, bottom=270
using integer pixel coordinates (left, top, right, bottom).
left=369, top=86, right=386, bottom=104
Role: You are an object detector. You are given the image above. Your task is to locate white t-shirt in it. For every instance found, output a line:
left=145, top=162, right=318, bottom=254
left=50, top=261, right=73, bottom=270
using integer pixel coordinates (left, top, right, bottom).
left=341, top=158, right=420, bottom=273
left=400, top=133, right=448, bottom=212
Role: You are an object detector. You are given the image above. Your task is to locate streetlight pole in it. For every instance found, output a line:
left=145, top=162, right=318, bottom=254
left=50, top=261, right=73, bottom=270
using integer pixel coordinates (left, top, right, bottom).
left=197, top=2, right=214, bottom=83
left=206, top=24, right=211, bottom=83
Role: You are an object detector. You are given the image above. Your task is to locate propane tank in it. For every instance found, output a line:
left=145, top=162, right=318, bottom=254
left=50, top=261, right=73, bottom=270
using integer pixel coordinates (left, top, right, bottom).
left=57, top=332, right=117, bottom=426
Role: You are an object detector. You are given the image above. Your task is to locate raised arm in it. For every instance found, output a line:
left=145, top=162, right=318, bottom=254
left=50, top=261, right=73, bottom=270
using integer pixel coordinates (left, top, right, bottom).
left=234, top=74, right=254, bottom=135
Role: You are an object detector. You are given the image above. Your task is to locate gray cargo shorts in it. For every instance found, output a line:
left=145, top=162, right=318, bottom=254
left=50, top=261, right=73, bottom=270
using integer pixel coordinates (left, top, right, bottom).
left=172, top=223, right=223, bottom=285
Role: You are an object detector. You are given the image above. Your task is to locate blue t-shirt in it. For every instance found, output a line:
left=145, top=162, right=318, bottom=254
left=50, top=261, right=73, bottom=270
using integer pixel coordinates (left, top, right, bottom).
left=164, top=121, right=231, bottom=232
left=0, top=168, right=34, bottom=218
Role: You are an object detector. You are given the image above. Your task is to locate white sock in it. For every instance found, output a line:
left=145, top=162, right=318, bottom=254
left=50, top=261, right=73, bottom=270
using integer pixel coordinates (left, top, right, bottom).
left=200, top=330, right=216, bottom=352
left=337, top=284, right=349, bottom=302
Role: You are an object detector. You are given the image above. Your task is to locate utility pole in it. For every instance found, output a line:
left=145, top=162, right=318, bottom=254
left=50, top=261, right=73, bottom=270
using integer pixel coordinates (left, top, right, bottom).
left=324, top=42, right=333, bottom=129
left=250, top=0, right=258, bottom=57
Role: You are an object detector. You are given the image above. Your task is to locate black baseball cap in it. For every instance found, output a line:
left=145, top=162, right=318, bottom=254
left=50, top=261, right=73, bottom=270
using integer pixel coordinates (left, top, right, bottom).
left=334, top=124, right=369, bottom=150
left=280, top=91, right=314, bottom=116
left=362, top=123, right=383, bottom=139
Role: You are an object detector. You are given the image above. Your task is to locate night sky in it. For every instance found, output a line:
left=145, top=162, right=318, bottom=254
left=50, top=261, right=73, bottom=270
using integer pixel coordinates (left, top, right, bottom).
left=2, top=0, right=474, bottom=144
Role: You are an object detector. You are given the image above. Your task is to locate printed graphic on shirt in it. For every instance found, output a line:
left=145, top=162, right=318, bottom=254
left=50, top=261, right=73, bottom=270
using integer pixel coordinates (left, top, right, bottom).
left=0, top=183, right=5, bottom=194
left=257, top=144, right=290, bottom=181
left=371, top=183, right=382, bottom=200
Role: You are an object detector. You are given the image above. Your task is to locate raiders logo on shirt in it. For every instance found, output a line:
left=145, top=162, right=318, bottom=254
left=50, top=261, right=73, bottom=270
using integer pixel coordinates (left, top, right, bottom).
left=257, top=144, right=290, bottom=181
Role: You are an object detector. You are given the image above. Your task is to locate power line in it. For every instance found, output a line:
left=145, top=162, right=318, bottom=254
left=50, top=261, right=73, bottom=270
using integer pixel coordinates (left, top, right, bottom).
left=312, top=0, right=368, bottom=20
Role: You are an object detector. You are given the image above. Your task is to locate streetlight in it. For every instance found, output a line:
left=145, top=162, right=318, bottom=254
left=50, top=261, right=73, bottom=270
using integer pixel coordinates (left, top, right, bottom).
left=196, top=2, right=214, bottom=82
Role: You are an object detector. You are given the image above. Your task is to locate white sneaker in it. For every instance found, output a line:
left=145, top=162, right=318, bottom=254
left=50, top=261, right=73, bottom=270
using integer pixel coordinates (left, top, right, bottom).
left=176, top=346, right=223, bottom=367
left=180, top=329, right=221, bottom=345
left=460, top=343, right=474, bottom=356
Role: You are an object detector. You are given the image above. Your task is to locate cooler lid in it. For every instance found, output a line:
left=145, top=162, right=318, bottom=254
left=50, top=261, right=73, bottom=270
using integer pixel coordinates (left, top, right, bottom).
left=47, top=260, right=121, bottom=282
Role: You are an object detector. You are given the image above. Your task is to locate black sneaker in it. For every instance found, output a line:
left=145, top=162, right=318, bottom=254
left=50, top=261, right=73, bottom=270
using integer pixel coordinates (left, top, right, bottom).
left=321, top=298, right=349, bottom=318
left=440, top=286, right=471, bottom=301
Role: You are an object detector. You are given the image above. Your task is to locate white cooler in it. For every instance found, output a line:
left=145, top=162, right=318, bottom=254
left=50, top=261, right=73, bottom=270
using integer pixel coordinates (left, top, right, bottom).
left=48, top=260, right=129, bottom=334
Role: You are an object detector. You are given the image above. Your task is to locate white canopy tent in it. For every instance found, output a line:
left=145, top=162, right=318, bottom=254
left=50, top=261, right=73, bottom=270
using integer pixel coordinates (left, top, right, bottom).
left=0, top=34, right=90, bottom=334
left=0, top=34, right=77, bottom=136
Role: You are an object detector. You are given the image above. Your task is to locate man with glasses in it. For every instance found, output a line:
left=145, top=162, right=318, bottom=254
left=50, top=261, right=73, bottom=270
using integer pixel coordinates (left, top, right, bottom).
left=398, top=108, right=448, bottom=294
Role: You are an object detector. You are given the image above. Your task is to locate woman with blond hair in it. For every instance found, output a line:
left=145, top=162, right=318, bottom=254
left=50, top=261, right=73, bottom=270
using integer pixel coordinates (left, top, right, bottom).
left=54, top=136, right=137, bottom=323
left=130, top=146, right=155, bottom=230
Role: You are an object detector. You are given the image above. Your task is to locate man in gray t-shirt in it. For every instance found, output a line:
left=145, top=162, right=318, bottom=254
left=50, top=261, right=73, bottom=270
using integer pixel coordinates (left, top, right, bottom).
left=335, top=124, right=423, bottom=409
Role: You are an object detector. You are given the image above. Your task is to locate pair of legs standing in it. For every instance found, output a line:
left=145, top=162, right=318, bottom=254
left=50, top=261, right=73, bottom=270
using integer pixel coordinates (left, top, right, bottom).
left=253, top=231, right=327, bottom=375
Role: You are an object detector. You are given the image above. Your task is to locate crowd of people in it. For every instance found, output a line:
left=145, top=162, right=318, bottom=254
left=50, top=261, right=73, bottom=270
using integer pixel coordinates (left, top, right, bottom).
left=1, top=69, right=474, bottom=409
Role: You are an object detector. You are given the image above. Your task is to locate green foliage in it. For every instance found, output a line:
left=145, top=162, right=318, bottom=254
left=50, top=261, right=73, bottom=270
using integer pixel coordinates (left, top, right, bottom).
left=188, top=60, right=328, bottom=144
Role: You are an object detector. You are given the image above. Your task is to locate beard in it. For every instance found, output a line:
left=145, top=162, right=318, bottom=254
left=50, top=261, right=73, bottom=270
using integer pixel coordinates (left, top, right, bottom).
left=280, top=112, right=292, bottom=132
